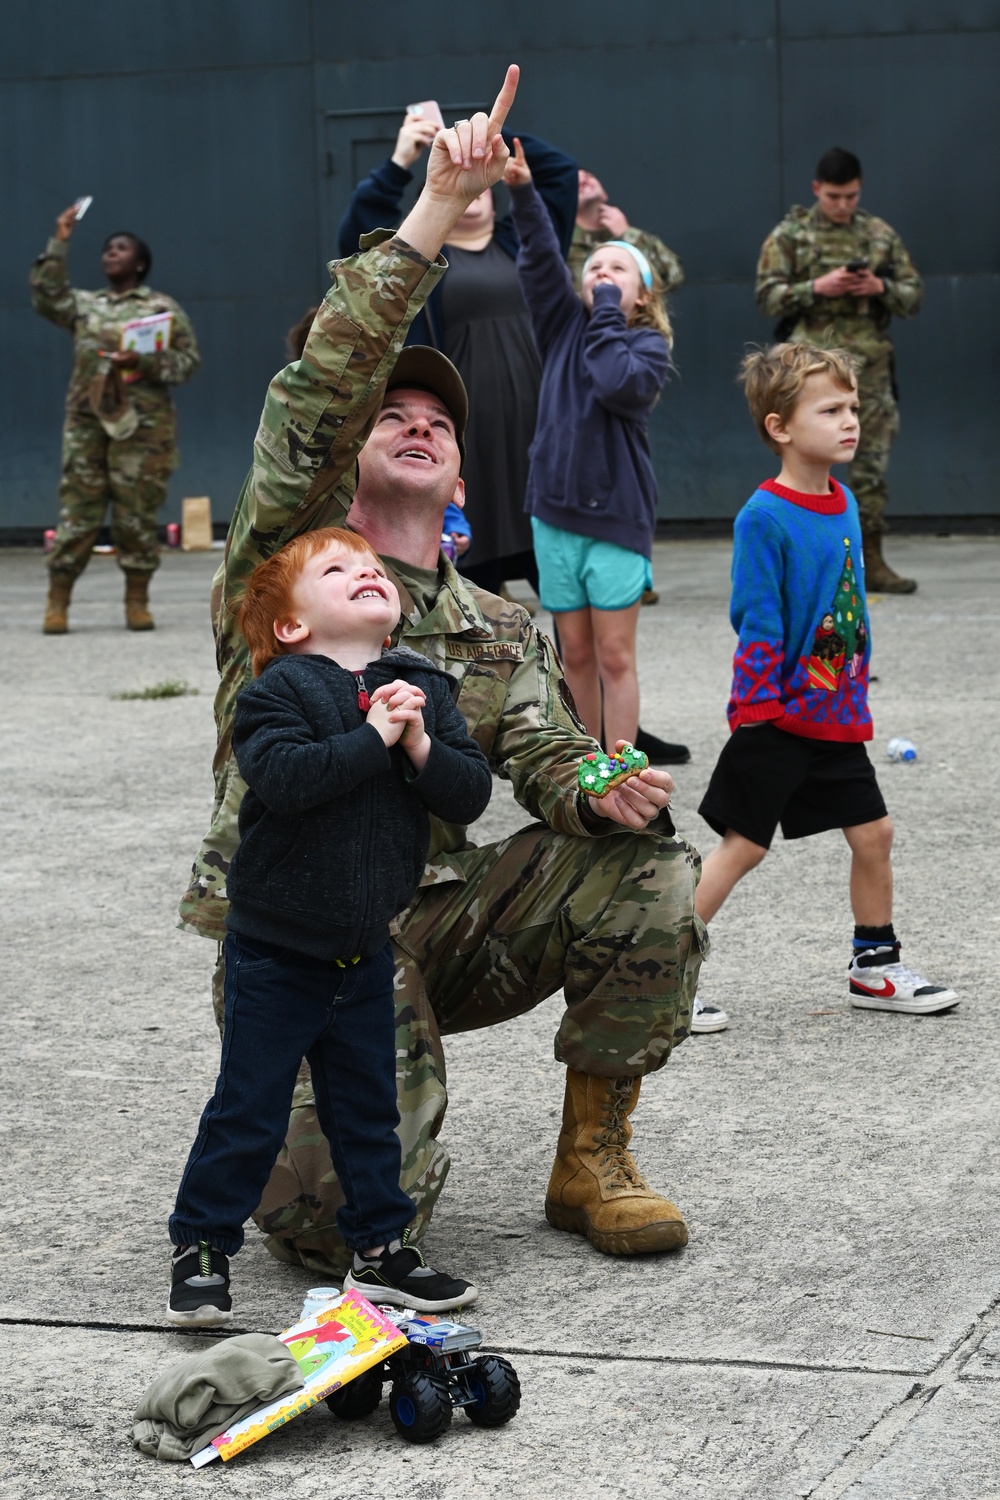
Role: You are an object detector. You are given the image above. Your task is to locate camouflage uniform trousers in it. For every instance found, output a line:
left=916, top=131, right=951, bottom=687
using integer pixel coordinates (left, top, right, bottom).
left=48, top=408, right=178, bottom=580
left=846, top=359, right=900, bottom=537
left=208, top=822, right=705, bottom=1277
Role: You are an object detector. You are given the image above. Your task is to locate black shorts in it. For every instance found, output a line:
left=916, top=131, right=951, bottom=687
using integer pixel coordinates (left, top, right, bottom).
left=698, top=723, right=887, bottom=849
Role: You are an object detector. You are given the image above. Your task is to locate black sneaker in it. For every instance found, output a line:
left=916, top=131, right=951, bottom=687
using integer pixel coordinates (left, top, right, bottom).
left=343, top=1229, right=478, bottom=1313
left=167, top=1240, right=232, bottom=1326
left=634, top=727, right=691, bottom=765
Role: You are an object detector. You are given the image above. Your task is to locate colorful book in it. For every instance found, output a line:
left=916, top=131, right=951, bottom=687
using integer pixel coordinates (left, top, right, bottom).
left=189, top=1290, right=408, bottom=1467
left=119, top=311, right=173, bottom=382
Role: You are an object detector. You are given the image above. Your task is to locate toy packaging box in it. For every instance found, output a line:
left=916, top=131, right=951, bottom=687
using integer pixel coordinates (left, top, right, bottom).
left=190, top=1290, right=407, bottom=1466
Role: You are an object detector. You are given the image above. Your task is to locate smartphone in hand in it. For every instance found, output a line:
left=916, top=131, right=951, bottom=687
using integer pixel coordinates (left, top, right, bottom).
left=406, top=100, right=445, bottom=129
left=74, top=196, right=93, bottom=221
left=845, top=256, right=869, bottom=273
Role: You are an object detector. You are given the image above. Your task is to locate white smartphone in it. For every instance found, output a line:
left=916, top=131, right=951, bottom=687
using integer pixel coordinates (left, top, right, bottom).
left=406, top=100, right=445, bottom=129
left=74, top=196, right=93, bottom=221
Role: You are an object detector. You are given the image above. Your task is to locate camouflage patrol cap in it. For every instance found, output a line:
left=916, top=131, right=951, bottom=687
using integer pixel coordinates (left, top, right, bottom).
left=385, top=346, right=468, bottom=466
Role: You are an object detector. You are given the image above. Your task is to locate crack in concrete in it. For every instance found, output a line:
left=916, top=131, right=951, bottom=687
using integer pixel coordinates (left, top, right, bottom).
left=487, top=1343, right=919, bottom=1378
left=804, top=1294, right=1000, bottom=1498
left=0, top=1314, right=941, bottom=1376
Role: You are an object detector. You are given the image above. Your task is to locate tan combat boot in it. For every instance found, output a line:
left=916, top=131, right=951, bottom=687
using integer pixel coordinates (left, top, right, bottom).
left=42, top=575, right=73, bottom=635
left=124, top=572, right=155, bottom=630
left=862, top=533, right=917, bottom=594
left=545, top=1069, right=689, bottom=1254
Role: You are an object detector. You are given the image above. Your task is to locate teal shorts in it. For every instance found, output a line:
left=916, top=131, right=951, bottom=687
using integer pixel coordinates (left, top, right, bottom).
left=531, top=517, right=653, bottom=613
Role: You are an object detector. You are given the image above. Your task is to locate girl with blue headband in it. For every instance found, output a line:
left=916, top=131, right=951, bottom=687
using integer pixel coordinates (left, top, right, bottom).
left=506, top=140, right=676, bottom=753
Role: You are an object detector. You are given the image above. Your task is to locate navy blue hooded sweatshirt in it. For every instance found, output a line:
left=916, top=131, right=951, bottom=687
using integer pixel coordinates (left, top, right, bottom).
left=509, top=180, right=671, bottom=560
left=227, top=647, right=492, bottom=961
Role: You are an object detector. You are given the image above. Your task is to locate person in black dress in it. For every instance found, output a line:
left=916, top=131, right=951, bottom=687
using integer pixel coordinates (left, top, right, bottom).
left=338, top=115, right=576, bottom=597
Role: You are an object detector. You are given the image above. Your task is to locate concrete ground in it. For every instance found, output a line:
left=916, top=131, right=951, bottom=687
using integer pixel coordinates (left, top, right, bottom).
left=2, top=534, right=998, bottom=1499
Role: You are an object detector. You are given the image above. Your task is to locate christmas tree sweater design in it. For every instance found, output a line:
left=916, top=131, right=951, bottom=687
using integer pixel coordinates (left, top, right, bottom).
left=726, top=477, right=872, bottom=742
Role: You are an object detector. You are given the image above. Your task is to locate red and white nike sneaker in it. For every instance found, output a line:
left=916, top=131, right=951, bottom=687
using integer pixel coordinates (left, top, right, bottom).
left=848, top=947, right=959, bottom=1014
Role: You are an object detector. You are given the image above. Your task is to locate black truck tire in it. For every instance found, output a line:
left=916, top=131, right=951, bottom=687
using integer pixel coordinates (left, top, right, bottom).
left=464, top=1355, right=522, bottom=1428
left=389, top=1371, right=453, bottom=1443
left=325, top=1367, right=383, bottom=1420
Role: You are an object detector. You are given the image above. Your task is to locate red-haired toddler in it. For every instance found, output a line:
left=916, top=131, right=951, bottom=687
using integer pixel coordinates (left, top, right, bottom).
left=167, top=528, right=491, bottom=1324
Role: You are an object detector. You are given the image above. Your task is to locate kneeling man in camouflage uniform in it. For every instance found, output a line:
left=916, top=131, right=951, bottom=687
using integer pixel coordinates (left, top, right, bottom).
left=179, top=68, right=704, bottom=1275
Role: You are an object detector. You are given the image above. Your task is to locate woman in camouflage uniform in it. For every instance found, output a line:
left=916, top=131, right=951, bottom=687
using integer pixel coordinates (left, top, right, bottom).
left=32, top=204, right=201, bottom=633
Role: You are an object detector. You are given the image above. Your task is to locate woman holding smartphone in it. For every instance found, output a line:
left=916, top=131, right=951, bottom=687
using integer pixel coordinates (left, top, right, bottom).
left=31, top=202, right=200, bottom=633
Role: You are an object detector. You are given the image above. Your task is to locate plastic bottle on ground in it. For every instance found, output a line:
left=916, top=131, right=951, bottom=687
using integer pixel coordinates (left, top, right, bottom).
left=299, top=1286, right=342, bottom=1319
left=886, top=738, right=917, bottom=762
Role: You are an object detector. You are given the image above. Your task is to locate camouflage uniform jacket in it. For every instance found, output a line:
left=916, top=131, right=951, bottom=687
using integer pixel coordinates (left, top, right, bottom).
left=754, top=204, right=921, bottom=372
left=568, top=223, right=684, bottom=296
left=180, top=231, right=631, bottom=944
left=30, top=237, right=200, bottom=416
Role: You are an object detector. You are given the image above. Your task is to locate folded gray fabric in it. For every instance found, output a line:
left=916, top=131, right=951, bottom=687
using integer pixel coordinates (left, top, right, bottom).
left=132, top=1332, right=303, bottom=1462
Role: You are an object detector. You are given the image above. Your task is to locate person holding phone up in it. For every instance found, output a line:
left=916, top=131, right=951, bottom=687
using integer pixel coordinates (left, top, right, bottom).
left=755, top=148, right=923, bottom=593
left=337, top=104, right=577, bottom=603
left=31, top=202, right=200, bottom=633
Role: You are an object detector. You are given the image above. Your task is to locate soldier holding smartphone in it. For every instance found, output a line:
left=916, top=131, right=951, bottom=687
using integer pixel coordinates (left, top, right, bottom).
left=31, top=199, right=200, bottom=633
left=755, top=148, right=923, bottom=592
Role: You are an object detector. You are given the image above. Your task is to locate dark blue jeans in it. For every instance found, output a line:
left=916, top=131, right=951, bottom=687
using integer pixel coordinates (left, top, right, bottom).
left=170, top=933, right=415, bottom=1256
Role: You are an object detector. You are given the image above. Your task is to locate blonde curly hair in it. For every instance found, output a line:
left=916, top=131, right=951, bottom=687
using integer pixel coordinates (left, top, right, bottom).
left=629, top=269, right=674, bottom=348
left=741, top=342, right=858, bottom=452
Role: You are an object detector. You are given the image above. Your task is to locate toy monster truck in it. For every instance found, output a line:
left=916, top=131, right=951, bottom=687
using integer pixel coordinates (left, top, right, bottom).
left=325, top=1315, right=521, bottom=1444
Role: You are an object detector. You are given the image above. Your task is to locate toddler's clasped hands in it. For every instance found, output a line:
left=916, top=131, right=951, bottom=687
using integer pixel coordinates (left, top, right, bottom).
left=367, top=680, right=430, bottom=762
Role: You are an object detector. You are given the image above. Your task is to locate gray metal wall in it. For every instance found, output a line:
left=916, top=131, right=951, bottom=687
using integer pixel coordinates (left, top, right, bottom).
left=3, top=1, right=997, bottom=531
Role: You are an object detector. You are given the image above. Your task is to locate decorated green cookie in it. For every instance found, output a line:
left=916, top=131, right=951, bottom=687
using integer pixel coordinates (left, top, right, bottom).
left=577, top=742, right=649, bottom=799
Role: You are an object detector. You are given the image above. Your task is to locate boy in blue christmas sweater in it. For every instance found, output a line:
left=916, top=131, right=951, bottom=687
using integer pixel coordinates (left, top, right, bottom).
left=694, top=343, right=957, bottom=1026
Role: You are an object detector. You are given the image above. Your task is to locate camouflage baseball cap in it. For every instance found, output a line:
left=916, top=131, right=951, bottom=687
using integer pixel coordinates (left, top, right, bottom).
left=386, top=346, right=468, bottom=466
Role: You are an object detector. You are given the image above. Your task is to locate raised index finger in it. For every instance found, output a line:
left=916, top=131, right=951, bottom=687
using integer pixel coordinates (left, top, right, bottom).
left=487, top=63, right=520, bottom=136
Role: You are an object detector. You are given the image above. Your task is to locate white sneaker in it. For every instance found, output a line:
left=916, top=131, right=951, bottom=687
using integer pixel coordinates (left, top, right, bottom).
left=691, top=992, right=729, bottom=1033
left=849, top=948, right=959, bottom=1015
